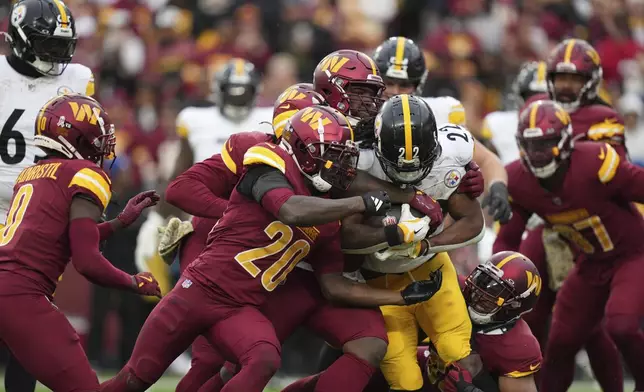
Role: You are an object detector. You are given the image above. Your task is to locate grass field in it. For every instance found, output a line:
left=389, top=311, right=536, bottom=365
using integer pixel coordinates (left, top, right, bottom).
left=24, top=376, right=634, bottom=392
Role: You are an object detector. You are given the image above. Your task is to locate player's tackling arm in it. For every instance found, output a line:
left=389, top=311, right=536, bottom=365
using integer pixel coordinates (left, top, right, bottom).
left=342, top=170, right=416, bottom=204
left=426, top=193, right=484, bottom=253
left=498, top=375, right=538, bottom=392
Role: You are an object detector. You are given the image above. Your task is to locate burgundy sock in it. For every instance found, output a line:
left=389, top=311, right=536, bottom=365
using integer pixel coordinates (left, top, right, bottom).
left=606, top=315, right=644, bottom=391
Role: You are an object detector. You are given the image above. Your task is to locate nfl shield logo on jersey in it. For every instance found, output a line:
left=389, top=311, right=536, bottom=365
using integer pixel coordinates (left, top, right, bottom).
left=181, top=279, right=193, bottom=289
left=444, top=170, right=460, bottom=188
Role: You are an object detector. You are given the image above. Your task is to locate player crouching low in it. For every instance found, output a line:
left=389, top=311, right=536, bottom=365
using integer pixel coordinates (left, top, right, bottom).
left=0, top=94, right=161, bottom=392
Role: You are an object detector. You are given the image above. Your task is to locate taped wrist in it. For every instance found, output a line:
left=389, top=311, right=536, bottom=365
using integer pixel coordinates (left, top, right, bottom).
left=384, top=224, right=403, bottom=246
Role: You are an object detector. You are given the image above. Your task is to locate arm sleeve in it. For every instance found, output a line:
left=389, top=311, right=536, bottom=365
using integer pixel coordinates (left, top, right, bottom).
left=602, top=147, right=644, bottom=203
left=68, top=168, right=112, bottom=211
left=237, top=165, right=295, bottom=217
left=165, top=154, right=235, bottom=218
left=69, top=218, right=133, bottom=289
left=493, top=202, right=530, bottom=253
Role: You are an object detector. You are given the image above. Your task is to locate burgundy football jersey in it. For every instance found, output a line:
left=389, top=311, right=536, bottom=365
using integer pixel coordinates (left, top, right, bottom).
left=189, top=131, right=273, bottom=230
left=505, top=142, right=644, bottom=270
left=0, top=159, right=112, bottom=296
left=186, top=142, right=343, bottom=306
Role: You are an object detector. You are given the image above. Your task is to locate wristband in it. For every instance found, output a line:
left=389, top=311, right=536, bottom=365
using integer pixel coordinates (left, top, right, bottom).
left=384, top=224, right=403, bottom=247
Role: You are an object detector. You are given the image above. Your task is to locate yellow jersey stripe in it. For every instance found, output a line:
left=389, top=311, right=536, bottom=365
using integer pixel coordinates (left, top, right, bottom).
left=176, top=122, right=189, bottom=138
left=52, top=0, right=69, bottom=25
left=448, top=104, right=466, bottom=126
left=394, top=37, right=406, bottom=71
left=69, top=169, right=112, bottom=209
left=536, top=62, right=547, bottom=83
left=563, top=39, right=576, bottom=63
left=221, top=146, right=237, bottom=174
left=598, top=144, right=619, bottom=184
left=529, top=101, right=539, bottom=129
left=86, top=74, right=95, bottom=97
left=243, top=146, right=286, bottom=173
left=495, top=253, right=523, bottom=269
left=401, top=94, right=413, bottom=161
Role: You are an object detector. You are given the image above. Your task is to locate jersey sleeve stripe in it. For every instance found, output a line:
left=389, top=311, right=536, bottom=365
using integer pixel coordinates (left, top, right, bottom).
left=176, top=122, right=189, bottom=138
left=598, top=144, right=619, bottom=184
left=587, top=121, right=625, bottom=141
left=69, top=169, right=112, bottom=208
left=505, top=368, right=539, bottom=378
left=448, top=104, right=466, bottom=126
left=86, top=73, right=95, bottom=97
left=243, top=146, right=286, bottom=173
left=221, top=147, right=237, bottom=174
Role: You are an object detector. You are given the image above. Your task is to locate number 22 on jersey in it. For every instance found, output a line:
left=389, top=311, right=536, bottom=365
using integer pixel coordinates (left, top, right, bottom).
left=235, top=221, right=311, bottom=291
left=0, top=184, right=33, bottom=246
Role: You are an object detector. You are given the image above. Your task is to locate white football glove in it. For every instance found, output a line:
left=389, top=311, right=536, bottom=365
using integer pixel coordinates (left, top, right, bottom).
left=135, top=210, right=165, bottom=273
left=373, top=242, right=424, bottom=261
left=396, top=204, right=431, bottom=244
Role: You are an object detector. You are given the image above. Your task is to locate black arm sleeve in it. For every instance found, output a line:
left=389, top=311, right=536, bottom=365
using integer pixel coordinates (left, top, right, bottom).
left=236, top=165, right=293, bottom=203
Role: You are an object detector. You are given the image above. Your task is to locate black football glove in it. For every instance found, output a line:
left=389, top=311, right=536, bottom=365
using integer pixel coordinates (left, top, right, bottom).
left=354, top=116, right=376, bottom=147
left=455, top=371, right=485, bottom=392
left=401, top=267, right=443, bottom=305
left=361, top=191, right=391, bottom=216
left=481, top=182, right=512, bottom=224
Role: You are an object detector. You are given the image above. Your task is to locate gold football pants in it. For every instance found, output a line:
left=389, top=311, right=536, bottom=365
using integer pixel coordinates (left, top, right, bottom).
left=366, top=252, right=472, bottom=391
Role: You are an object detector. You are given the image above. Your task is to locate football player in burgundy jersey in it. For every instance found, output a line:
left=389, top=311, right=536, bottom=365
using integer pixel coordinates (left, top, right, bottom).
left=164, top=83, right=482, bottom=392
left=101, top=106, right=444, bottom=392
left=0, top=94, right=161, bottom=392
left=494, top=100, right=644, bottom=392
left=515, top=38, right=625, bottom=391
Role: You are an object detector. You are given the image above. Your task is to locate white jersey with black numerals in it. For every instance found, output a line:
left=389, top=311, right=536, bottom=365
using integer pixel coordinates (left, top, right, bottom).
left=356, top=123, right=475, bottom=273
left=482, top=110, right=520, bottom=165
left=420, top=96, right=466, bottom=127
left=176, top=106, right=274, bottom=164
left=0, top=56, right=94, bottom=218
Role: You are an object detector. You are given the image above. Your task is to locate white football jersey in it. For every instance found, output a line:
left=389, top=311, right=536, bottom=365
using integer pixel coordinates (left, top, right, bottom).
left=357, top=123, right=475, bottom=273
left=176, top=106, right=274, bottom=164
left=420, top=96, right=466, bottom=127
left=482, top=110, right=520, bottom=165
left=0, top=56, right=94, bottom=216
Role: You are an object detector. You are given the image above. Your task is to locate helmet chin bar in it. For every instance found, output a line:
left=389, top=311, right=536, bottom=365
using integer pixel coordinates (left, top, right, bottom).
left=468, top=306, right=494, bottom=325
left=527, top=158, right=558, bottom=178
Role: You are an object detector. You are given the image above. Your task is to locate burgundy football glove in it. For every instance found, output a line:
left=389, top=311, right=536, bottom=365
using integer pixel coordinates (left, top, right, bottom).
left=410, top=190, right=443, bottom=231
left=117, top=190, right=161, bottom=227
left=132, top=272, right=162, bottom=298
left=458, top=162, right=484, bottom=198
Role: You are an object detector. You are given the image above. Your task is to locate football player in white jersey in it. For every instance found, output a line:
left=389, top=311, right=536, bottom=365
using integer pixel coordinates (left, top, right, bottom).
left=342, top=94, right=486, bottom=391
left=372, top=36, right=511, bottom=223
left=482, top=61, right=548, bottom=165
left=0, top=1, right=93, bottom=391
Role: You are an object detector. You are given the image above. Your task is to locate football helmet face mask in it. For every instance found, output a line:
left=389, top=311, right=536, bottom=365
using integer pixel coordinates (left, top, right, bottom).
left=280, top=105, right=359, bottom=192
left=374, top=94, right=441, bottom=185
left=272, top=83, right=326, bottom=138
left=6, top=0, right=77, bottom=76
left=546, top=39, right=603, bottom=112
left=212, top=58, right=261, bottom=122
left=464, top=251, right=541, bottom=325
left=35, top=93, right=115, bottom=167
left=512, top=61, right=548, bottom=108
left=373, top=36, right=428, bottom=99
left=313, top=50, right=385, bottom=120
left=516, top=100, right=573, bottom=178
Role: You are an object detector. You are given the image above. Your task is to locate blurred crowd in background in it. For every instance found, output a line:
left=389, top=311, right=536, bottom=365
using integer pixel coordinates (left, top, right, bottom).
left=2, top=0, right=644, bottom=377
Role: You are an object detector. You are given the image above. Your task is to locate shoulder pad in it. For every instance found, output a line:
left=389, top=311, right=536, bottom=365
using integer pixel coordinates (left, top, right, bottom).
left=571, top=142, right=620, bottom=184
left=437, top=124, right=474, bottom=167
left=581, top=106, right=625, bottom=142
left=243, top=143, right=287, bottom=173
left=68, top=165, right=112, bottom=209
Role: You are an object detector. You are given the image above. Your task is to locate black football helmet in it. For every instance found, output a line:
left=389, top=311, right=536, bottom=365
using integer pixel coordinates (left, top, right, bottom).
left=212, top=58, right=261, bottom=122
left=373, top=37, right=427, bottom=97
left=6, top=0, right=77, bottom=76
left=512, top=61, right=548, bottom=107
left=374, top=94, right=441, bottom=185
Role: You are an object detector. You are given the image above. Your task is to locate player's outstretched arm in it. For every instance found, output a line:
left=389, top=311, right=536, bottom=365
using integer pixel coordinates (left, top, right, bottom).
left=498, top=375, right=538, bottom=392
left=237, top=165, right=391, bottom=226
left=69, top=196, right=161, bottom=297
left=165, top=154, right=231, bottom=219
left=425, top=193, right=485, bottom=253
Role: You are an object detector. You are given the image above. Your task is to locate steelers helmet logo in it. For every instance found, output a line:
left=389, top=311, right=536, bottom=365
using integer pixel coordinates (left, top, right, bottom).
left=57, top=86, right=73, bottom=96
left=11, top=4, right=26, bottom=26
left=444, top=169, right=461, bottom=188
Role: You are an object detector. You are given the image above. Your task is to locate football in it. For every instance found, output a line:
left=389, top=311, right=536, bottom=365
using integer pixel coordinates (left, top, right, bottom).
left=363, top=203, right=426, bottom=227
